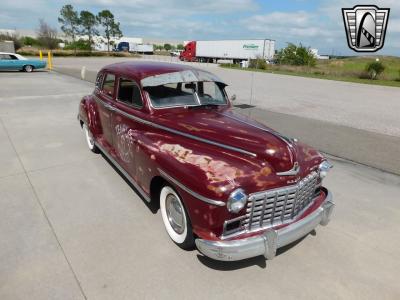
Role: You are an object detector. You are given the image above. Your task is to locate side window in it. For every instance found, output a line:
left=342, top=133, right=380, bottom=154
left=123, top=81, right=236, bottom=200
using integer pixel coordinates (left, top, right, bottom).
left=9, top=55, right=18, bottom=60
left=95, top=73, right=104, bottom=89
left=118, top=78, right=143, bottom=108
left=102, top=74, right=115, bottom=97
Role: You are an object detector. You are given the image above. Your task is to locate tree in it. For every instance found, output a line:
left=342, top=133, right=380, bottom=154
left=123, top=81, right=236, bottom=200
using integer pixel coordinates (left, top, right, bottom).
left=276, top=43, right=316, bottom=67
left=79, top=10, right=98, bottom=51
left=58, top=4, right=80, bottom=54
left=0, top=33, right=22, bottom=50
left=163, top=43, right=172, bottom=51
left=177, top=44, right=184, bottom=50
left=97, top=10, right=122, bottom=52
left=21, top=36, right=40, bottom=47
left=37, top=19, right=58, bottom=50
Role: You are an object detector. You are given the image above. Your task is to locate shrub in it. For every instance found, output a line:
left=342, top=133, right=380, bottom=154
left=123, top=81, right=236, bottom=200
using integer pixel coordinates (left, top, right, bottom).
left=365, top=61, right=385, bottom=79
left=21, top=36, right=40, bottom=47
left=248, top=57, right=268, bottom=69
left=64, top=39, right=91, bottom=51
left=276, top=43, right=316, bottom=67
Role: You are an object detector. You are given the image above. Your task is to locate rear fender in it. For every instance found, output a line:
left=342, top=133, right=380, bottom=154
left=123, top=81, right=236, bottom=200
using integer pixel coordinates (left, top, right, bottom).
left=79, top=95, right=102, bottom=137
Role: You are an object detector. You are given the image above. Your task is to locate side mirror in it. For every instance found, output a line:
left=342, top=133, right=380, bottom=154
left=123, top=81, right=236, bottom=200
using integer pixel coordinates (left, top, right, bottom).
left=230, top=94, right=237, bottom=102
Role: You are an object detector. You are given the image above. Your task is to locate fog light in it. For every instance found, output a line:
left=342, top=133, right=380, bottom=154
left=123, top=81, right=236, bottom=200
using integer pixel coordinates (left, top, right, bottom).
left=319, top=160, right=333, bottom=179
left=227, top=188, right=247, bottom=213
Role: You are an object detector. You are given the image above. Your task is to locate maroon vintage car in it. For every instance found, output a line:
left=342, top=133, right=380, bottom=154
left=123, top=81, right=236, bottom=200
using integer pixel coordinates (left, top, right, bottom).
left=78, top=61, right=334, bottom=261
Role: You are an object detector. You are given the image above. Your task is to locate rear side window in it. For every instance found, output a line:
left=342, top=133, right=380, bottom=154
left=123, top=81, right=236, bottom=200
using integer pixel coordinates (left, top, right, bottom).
left=118, top=78, right=143, bottom=107
left=102, top=74, right=115, bottom=97
left=0, top=54, right=13, bottom=60
left=95, top=73, right=104, bottom=89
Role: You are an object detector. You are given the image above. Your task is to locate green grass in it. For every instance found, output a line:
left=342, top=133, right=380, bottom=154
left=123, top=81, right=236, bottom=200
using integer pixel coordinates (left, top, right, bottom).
left=17, top=48, right=140, bottom=58
left=221, top=56, right=400, bottom=88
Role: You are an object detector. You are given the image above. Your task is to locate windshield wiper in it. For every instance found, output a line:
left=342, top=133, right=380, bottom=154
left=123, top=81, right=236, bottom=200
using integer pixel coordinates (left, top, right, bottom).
left=188, top=103, right=221, bottom=109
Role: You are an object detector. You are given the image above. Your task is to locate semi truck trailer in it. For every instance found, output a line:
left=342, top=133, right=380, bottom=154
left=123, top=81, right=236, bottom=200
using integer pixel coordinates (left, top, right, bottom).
left=117, top=42, right=154, bottom=54
left=179, top=39, right=275, bottom=63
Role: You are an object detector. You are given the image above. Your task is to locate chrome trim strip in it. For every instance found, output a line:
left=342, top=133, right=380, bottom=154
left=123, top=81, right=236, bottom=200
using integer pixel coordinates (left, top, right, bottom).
left=93, top=95, right=256, bottom=157
left=276, top=161, right=300, bottom=176
left=157, top=168, right=226, bottom=207
left=195, top=190, right=334, bottom=261
left=218, top=111, right=295, bottom=147
left=95, top=142, right=151, bottom=202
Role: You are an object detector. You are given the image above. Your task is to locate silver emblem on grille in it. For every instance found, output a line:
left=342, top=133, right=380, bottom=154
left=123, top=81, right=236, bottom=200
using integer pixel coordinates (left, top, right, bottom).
left=342, top=5, right=390, bottom=52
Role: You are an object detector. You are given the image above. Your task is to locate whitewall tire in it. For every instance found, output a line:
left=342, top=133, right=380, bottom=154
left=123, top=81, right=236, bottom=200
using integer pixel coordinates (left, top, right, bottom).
left=83, top=123, right=99, bottom=153
left=160, top=185, right=194, bottom=249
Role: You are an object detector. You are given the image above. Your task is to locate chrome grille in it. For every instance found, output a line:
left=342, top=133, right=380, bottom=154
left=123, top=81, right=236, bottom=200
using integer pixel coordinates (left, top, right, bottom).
left=223, top=172, right=320, bottom=237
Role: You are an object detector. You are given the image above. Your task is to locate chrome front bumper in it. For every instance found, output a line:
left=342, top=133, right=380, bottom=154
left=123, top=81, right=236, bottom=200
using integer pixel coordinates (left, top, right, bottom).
left=195, top=190, right=334, bottom=261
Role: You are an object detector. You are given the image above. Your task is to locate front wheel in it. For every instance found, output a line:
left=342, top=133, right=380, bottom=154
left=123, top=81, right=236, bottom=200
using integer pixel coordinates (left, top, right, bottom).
left=23, top=65, right=34, bottom=72
left=160, top=185, right=195, bottom=249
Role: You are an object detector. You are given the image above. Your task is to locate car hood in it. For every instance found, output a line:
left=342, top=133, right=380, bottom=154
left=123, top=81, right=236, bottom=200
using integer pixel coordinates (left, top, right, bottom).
left=152, top=108, right=308, bottom=173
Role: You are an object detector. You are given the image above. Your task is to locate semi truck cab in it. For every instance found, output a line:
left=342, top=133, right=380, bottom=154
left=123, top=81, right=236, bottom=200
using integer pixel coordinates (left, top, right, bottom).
left=179, top=41, right=196, bottom=62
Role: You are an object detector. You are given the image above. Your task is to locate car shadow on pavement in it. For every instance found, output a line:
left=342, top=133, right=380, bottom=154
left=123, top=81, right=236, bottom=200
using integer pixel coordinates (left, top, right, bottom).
left=196, top=231, right=315, bottom=270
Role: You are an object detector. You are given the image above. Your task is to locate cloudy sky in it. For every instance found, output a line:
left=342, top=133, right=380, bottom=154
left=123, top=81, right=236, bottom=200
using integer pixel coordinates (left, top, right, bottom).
left=1, top=0, right=399, bottom=55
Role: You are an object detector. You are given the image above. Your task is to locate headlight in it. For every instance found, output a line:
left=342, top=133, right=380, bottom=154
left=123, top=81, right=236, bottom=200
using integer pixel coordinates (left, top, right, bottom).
left=227, top=188, right=247, bottom=213
left=319, top=160, right=333, bottom=179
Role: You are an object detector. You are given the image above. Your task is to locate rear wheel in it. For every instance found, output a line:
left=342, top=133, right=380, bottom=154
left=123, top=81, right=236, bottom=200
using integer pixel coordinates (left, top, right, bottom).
left=23, top=65, right=34, bottom=72
left=83, top=123, right=99, bottom=153
left=160, top=185, right=194, bottom=249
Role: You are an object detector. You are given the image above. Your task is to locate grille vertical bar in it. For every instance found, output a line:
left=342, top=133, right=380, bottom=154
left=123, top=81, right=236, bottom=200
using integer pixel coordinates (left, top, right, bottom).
left=281, top=190, right=289, bottom=223
left=270, top=191, right=278, bottom=225
left=248, top=196, right=256, bottom=230
left=259, top=194, right=267, bottom=227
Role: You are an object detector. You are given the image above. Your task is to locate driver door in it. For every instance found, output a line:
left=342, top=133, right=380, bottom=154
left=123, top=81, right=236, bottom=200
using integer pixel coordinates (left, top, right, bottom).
left=96, top=73, right=116, bottom=148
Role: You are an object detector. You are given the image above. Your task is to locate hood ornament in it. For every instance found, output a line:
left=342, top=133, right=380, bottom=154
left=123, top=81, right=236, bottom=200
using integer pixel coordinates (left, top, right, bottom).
left=277, top=162, right=300, bottom=176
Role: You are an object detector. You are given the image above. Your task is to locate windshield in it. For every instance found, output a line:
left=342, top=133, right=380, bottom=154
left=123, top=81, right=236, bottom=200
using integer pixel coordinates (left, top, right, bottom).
left=145, top=81, right=227, bottom=108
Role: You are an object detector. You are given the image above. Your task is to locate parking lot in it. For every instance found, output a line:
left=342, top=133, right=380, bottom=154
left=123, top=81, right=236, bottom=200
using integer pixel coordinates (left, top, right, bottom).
left=1, top=71, right=400, bottom=299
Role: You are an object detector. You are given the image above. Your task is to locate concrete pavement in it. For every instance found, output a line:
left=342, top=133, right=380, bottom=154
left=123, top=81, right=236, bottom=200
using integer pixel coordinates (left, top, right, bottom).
left=0, top=71, right=400, bottom=299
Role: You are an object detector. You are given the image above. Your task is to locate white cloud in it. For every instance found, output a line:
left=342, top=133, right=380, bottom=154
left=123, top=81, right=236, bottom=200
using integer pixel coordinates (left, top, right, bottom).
left=241, top=11, right=337, bottom=39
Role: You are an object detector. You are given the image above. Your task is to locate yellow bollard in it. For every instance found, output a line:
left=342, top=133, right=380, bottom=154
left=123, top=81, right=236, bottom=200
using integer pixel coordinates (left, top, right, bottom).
left=39, top=50, right=43, bottom=60
left=47, top=51, right=52, bottom=70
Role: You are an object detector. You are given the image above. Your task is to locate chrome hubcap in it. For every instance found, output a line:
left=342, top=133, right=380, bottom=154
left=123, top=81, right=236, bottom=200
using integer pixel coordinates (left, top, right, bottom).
left=166, top=194, right=185, bottom=234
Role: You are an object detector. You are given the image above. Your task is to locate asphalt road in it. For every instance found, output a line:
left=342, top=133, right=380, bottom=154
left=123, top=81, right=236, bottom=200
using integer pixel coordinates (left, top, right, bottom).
left=1, top=71, right=399, bottom=299
left=53, top=55, right=400, bottom=138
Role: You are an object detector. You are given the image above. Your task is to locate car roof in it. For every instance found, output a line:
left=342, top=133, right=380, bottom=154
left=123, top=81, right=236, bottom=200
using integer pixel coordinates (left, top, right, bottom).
left=100, top=61, right=215, bottom=82
left=0, top=52, right=16, bottom=55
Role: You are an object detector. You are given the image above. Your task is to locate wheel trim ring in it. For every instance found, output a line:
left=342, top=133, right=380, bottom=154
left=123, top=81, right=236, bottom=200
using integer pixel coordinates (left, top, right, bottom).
left=166, top=194, right=185, bottom=234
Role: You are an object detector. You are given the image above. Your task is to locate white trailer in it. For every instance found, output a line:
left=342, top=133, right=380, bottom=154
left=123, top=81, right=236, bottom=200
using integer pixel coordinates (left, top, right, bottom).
left=129, top=43, right=154, bottom=54
left=195, top=39, right=275, bottom=62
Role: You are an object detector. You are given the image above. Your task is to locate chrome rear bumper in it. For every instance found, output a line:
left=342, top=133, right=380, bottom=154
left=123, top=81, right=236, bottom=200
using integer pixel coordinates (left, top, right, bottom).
left=195, top=190, right=334, bottom=261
